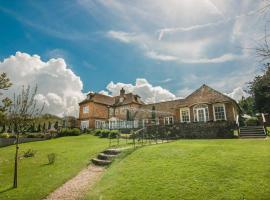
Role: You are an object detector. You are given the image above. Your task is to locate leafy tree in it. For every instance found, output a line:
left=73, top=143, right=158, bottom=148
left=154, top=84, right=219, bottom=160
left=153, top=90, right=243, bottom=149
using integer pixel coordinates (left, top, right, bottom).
left=248, top=66, right=270, bottom=113
left=7, top=85, right=44, bottom=188
left=238, top=96, right=255, bottom=116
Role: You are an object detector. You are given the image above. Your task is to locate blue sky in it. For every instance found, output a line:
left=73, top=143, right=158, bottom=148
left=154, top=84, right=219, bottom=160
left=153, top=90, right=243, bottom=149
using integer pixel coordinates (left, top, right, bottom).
left=0, top=0, right=267, bottom=115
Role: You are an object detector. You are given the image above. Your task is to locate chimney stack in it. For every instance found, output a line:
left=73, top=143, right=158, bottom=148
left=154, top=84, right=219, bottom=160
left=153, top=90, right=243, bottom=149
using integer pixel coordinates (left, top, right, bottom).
left=120, top=88, right=125, bottom=96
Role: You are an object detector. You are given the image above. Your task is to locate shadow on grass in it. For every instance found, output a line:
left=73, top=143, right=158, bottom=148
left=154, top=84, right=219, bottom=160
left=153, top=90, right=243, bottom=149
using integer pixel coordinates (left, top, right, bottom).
left=0, top=186, right=14, bottom=194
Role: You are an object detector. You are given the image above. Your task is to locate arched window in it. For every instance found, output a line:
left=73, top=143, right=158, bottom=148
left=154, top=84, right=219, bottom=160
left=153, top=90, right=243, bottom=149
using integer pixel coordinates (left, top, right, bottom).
left=193, top=104, right=209, bottom=122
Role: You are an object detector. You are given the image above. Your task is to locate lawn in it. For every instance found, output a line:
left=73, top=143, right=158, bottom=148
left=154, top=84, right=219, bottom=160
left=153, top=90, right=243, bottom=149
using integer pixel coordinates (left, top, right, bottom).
left=0, top=135, right=109, bottom=200
left=86, top=139, right=270, bottom=200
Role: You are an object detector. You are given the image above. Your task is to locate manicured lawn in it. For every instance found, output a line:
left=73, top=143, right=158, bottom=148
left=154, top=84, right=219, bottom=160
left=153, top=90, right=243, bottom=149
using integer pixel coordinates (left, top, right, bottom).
left=0, top=135, right=109, bottom=200
left=86, top=139, right=270, bottom=200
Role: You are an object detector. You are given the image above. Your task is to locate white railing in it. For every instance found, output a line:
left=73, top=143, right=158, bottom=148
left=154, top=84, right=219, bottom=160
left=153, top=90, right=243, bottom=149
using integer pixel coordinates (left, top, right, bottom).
left=236, top=115, right=239, bottom=127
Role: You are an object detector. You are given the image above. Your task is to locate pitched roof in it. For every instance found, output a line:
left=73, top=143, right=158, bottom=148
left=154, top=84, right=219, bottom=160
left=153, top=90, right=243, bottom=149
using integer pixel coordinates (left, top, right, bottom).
left=79, top=92, right=144, bottom=106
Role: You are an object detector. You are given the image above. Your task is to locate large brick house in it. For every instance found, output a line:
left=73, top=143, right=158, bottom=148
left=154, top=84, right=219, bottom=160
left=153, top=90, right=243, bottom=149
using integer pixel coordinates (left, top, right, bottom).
left=78, top=84, right=239, bottom=129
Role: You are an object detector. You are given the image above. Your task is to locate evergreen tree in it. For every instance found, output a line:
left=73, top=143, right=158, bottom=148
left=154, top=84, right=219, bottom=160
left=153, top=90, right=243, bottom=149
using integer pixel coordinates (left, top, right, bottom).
left=48, top=121, right=51, bottom=130
left=42, top=122, right=46, bottom=132
left=37, top=123, right=41, bottom=132
left=54, top=121, right=59, bottom=130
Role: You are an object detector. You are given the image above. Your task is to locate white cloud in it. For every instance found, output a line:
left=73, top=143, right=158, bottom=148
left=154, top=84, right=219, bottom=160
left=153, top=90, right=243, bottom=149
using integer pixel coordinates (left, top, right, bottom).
left=105, top=78, right=176, bottom=103
left=107, top=31, right=135, bottom=43
left=146, top=51, right=178, bottom=61
left=226, top=87, right=249, bottom=101
left=0, top=52, right=85, bottom=117
left=181, top=53, right=242, bottom=64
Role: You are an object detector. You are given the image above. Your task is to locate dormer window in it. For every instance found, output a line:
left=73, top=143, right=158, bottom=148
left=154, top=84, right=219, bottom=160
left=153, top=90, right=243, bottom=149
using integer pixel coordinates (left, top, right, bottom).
left=119, top=97, right=124, bottom=103
left=83, top=106, right=89, bottom=114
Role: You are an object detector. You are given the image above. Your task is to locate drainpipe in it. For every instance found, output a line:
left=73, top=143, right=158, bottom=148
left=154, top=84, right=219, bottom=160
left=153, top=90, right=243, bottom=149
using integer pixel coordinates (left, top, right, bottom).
left=262, top=113, right=267, bottom=134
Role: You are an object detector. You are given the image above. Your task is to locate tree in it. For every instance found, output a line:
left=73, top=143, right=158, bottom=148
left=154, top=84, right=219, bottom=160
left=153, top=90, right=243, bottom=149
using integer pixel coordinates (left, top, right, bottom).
left=248, top=66, right=270, bottom=113
left=42, top=122, right=46, bottom=132
left=37, top=123, right=41, bottom=132
left=48, top=121, right=51, bottom=130
left=7, top=85, right=44, bottom=188
left=238, top=96, right=255, bottom=116
left=54, top=121, right=59, bottom=130
left=0, top=72, right=12, bottom=124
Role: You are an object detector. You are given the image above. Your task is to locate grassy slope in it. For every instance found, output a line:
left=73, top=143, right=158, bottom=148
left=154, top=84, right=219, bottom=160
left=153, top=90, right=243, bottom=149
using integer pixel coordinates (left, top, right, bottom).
left=0, top=135, right=108, bottom=200
left=87, top=139, right=270, bottom=200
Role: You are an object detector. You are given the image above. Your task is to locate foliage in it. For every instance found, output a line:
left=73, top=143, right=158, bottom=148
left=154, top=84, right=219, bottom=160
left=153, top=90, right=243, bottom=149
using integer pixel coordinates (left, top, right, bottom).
left=23, top=149, right=37, bottom=158
left=0, top=135, right=108, bottom=200
left=245, top=117, right=259, bottom=126
left=0, top=132, right=10, bottom=138
left=58, top=128, right=82, bottom=137
left=0, top=72, right=12, bottom=122
left=100, top=129, right=111, bottom=138
left=54, top=121, right=59, bottom=130
left=238, top=96, right=255, bottom=116
left=47, top=153, right=56, bottom=165
left=94, top=129, right=102, bottom=136
left=248, top=66, right=270, bottom=113
left=109, top=130, right=120, bottom=138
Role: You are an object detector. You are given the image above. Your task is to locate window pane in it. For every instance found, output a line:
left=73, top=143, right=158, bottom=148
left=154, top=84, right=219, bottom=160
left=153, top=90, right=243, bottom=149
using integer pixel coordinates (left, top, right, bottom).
left=214, top=105, right=225, bottom=120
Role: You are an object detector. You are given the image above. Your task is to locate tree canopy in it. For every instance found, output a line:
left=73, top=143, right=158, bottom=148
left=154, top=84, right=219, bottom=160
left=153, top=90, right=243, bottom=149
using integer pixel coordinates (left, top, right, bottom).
left=248, top=66, right=270, bottom=113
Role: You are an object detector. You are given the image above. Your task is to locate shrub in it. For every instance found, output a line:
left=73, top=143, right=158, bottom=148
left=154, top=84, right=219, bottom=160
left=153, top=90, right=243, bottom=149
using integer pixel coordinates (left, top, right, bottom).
left=0, top=133, right=10, bottom=138
left=109, top=130, right=120, bottom=138
left=58, top=128, right=82, bottom=137
left=100, top=129, right=110, bottom=138
left=245, top=117, right=259, bottom=126
left=94, top=129, right=102, bottom=136
left=47, top=153, right=56, bottom=165
left=23, top=149, right=37, bottom=158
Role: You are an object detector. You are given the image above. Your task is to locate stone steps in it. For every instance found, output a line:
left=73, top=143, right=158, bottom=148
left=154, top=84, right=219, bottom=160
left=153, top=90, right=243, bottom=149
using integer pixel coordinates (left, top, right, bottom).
left=239, top=126, right=266, bottom=138
left=92, top=149, right=121, bottom=166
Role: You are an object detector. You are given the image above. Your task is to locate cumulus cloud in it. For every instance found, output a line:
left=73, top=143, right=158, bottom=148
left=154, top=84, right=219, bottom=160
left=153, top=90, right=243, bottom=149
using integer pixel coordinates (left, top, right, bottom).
left=0, top=52, right=85, bottom=117
left=226, top=87, right=249, bottom=101
left=105, top=78, right=176, bottom=103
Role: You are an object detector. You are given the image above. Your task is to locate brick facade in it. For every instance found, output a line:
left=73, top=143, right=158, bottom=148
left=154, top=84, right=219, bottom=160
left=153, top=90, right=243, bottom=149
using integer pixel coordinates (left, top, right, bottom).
left=78, top=84, right=240, bottom=129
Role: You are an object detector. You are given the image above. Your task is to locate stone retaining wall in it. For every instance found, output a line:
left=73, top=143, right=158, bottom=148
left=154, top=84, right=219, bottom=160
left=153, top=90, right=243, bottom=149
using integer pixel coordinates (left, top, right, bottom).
left=146, top=121, right=236, bottom=139
left=0, top=138, right=46, bottom=148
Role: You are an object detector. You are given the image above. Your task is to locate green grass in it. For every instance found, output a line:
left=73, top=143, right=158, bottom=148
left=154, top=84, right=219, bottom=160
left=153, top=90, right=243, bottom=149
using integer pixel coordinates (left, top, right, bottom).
left=86, top=139, right=270, bottom=200
left=0, top=135, right=109, bottom=200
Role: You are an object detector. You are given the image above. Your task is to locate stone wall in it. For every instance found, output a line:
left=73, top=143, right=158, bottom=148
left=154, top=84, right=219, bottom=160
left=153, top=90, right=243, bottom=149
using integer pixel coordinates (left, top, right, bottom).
left=146, top=121, right=236, bottom=139
left=0, top=138, right=46, bottom=148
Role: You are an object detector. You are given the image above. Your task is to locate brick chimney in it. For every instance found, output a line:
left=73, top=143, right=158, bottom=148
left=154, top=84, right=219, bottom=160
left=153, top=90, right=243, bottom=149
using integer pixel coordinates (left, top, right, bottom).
left=120, top=87, right=125, bottom=96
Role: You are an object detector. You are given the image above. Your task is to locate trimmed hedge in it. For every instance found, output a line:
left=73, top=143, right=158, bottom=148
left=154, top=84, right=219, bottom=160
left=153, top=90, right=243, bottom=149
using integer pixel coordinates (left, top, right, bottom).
left=58, top=128, right=82, bottom=137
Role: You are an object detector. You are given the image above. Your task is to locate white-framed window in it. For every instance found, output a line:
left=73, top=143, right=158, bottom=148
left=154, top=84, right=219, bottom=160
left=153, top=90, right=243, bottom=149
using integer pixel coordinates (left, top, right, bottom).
left=193, top=104, right=209, bottom=122
left=81, top=120, right=89, bottom=129
left=95, top=120, right=105, bottom=129
left=82, top=106, right=89, bottom=114
left=164, top=116, right=174, bottom=125
left=142, top=119, right=149, bottom=127
left=180, top=108, right=190, bottom=123
left=213, top=104, right=226, bottom=121
left=109, top=107, right=114, bottom=116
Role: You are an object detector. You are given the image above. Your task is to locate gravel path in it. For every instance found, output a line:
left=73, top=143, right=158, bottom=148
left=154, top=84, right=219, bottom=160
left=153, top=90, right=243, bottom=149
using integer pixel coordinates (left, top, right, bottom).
left=44, top=165, right=105, bottom=200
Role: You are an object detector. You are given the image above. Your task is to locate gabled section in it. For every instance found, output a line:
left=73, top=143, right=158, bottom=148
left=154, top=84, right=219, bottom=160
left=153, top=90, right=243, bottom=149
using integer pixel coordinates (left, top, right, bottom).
left=185, top=84, right=237, bottom=105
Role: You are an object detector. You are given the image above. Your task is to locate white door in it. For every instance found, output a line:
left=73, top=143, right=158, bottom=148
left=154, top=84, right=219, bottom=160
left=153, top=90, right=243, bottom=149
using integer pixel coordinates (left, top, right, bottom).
left=197, top=109, right=206, bottom=122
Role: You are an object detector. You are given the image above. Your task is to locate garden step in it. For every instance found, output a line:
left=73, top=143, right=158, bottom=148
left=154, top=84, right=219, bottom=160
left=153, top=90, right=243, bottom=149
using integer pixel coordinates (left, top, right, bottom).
left=239, top=135, right=266, bottom=139
left=103, top=149, right=121, bottom=155
left=97, top=153, right=117, bottom=160
left=91, top=158, right=112, bottom=166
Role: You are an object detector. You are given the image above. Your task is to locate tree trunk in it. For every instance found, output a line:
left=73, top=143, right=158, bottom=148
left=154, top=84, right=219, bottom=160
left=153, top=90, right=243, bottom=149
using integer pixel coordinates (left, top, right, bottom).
left=13, top=132, right=19, bottom=188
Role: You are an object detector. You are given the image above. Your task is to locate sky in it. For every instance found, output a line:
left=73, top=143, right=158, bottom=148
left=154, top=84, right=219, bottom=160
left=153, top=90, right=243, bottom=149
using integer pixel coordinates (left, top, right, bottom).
left=0, top=0, right=268, bottom=116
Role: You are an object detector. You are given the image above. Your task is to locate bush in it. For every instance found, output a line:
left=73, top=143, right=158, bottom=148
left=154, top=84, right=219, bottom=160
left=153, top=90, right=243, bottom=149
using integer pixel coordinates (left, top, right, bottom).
left=47, top=153, right=56, bottom=165
left=23, top=149, right=37, bottom=158
left=94, top=129, right=102, bottom=136
left=109, top=130, right=120, bottom=138
left=245, top=117, right=259, bottom=126
left=0, top=133, right=10, bottom=138
left=100, top=129, right=111, bottom=138
left=58, top=128, right=82, bottom=137
left=25, top=133, right=44, bottom=138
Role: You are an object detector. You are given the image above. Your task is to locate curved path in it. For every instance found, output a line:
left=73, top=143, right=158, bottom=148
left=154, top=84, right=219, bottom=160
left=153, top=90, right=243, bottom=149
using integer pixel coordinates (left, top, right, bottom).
left=44, top=165, right=105, bottom=200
